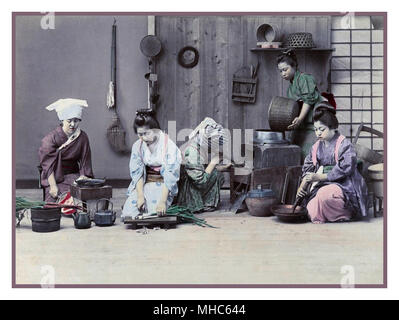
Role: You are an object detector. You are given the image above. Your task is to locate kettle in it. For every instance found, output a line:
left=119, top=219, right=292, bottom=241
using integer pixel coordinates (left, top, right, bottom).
left=72, top=211, right=91, bottom=229
left=94, top=199, right=116, bottom=227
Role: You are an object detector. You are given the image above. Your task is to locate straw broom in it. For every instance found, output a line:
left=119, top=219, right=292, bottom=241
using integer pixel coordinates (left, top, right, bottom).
left=106, top=19, right=128, bottom=154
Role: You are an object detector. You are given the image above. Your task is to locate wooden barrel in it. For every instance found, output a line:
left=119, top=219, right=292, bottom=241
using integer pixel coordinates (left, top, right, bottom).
left=368, top=163, right=384, bottom=198
left=268, top=96, right=300, bottom=131
left=30, top=207, right=61, bottom=233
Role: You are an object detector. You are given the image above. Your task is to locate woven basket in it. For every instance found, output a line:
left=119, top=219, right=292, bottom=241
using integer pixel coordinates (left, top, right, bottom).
left=268, top=96, right=300, bottom=131
left=256, top=24, right=281, bottom=42
left=286, top=32, right=315, bottom=48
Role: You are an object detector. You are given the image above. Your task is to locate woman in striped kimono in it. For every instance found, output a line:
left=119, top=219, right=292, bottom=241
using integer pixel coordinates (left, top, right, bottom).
left=177, top=118, right=230, bottom=213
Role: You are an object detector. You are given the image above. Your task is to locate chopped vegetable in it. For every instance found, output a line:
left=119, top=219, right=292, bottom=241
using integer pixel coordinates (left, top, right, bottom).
left=148, top=205, right=217, bottom=228
left=15, top=197, right=45, bottom=227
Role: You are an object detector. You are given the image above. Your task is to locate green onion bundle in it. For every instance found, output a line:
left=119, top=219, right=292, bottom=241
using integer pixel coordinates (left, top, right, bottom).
left=15, top=197, right=45, bottom=212
left=148, top=205, right=217, bottom=228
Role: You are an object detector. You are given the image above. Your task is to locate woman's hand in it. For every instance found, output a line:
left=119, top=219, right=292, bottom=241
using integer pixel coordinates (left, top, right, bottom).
left=49, top=185, right=59, bottom=199
left=137, top=195, right=145, bottom=211
left=296, top=186, right=307, bottom=198
left=210, top=155, right=221, bottom=165
left=287, top=117, right=303, bottom=130
left=288, top=103, right=311, bottom=130
left=156, top=200, right=167, bottom=217
left=206, top=155, right=221, bottom=174
left=304, top=172, right=326, bottom=183
left=216, top=162, right=232, bottom=172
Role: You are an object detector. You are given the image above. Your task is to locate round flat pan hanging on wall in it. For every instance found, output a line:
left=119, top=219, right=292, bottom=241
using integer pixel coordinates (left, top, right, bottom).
left=140, top=35, right=162, bottom=58
left=177, top=46, right=199, bottom=68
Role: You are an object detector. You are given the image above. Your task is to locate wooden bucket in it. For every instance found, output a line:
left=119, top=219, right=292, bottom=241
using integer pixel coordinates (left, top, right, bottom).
left=30, top=207, right=61, bottom=233
left=268, top=96, right=300, bottom=131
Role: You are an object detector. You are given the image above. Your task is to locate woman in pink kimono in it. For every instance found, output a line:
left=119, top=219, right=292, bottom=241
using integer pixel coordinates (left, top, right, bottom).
left=38, top=99, right=94, bottom=202
left=298, top=104, right=369, bottom=223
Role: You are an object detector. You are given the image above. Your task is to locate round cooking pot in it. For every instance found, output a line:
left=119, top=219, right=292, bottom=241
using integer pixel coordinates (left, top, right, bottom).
left=245, top=189, right=278, bottom=217
left=253, top=129, right=288, bottom=145
left=271, top=204, right=308, bottom=223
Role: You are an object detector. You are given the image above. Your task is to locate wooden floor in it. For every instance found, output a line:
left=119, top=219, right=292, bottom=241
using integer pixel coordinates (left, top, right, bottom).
left=14, top=188, right=385, bottom=287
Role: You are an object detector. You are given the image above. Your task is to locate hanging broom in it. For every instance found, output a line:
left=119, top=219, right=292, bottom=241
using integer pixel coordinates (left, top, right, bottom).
left=106, top=19, right=129, bottom=154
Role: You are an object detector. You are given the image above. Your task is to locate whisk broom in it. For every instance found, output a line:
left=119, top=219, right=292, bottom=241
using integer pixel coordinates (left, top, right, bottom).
left=106, top=19, right=128, bottom=154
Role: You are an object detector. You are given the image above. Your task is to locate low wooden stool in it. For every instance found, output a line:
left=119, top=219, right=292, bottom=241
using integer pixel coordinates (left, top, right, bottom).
left=70, top=184, right=113, bottom=220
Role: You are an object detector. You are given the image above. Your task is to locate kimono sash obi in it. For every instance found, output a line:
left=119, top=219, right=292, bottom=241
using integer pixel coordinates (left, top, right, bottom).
left=140, top=133, right=169, bottom=183
left=61, top=160, right=79, bottom=175
left=312, top=134, right=346, bottom=167
left=145, top=166, right=164, bottom=183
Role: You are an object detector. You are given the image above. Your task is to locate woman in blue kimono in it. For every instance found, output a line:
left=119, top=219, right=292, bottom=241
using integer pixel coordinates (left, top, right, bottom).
left=121, top=111, right=182, bottom=221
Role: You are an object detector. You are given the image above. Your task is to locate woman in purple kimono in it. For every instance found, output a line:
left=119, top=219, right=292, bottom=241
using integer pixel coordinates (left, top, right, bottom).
left=39, top=98, right=94, bottom=202
left=297, top=105, right=368, bottom=223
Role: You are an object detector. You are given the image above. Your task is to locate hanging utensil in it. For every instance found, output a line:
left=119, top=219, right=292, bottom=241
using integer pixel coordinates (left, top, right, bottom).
left=252, top=60, right=260, bottom=79
left=140, top=35, right=162, bottom=112
left=106, top=19, right=129, bottom=153
left=140, top=35, right=162, bottom=58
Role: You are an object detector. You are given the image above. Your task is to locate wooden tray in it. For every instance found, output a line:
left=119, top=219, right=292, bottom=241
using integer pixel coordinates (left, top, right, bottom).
left=124, top=215, right=178, bottom=229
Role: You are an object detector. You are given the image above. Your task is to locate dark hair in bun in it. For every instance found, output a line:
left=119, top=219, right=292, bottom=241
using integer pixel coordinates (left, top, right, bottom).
left=313, top=107, right=339, bottom=129
left=133, top=109, right=160, bottom=133
left=277, top=49, right=298, bottom=68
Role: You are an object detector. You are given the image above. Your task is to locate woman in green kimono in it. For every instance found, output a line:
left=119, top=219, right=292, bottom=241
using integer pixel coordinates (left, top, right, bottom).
left=277, top=49, right=334, bottom=158
left=177, top=118, right=230, bottom=213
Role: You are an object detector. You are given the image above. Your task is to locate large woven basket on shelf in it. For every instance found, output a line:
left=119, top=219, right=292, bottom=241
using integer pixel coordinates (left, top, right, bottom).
left=286, top=32, right=315, bottom=48
left=268, top=96, right=300, bottom=131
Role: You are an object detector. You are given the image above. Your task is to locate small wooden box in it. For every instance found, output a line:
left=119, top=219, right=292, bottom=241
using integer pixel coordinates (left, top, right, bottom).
left=70, top=184, right=113, bottom=201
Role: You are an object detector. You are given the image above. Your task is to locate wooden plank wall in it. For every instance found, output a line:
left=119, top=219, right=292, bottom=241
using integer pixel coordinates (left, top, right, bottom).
left=156, top=15, right=331, bottom=144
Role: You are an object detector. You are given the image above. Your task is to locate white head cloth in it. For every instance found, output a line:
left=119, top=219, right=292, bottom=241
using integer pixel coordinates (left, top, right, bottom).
left=46, top=98, right=88, bottom=120
left=189, top=117, right=229, bottom=151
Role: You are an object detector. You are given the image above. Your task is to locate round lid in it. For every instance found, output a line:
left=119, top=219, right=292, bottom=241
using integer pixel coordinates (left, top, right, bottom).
left=140, top=35, right=162, bottom=58
left=368, top=163, right=384, bottom=173
left=247, top=189, right=275, bottom=198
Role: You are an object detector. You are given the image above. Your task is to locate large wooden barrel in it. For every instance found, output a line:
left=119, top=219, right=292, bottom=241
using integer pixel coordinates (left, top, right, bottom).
left=30, top=207, right=61, bottom=233
left=268, top=96, right=300, bottom=131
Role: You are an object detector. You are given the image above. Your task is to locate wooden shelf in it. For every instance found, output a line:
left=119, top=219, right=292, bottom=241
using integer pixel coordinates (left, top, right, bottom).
left=251, top=48, right=335, bottom=52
